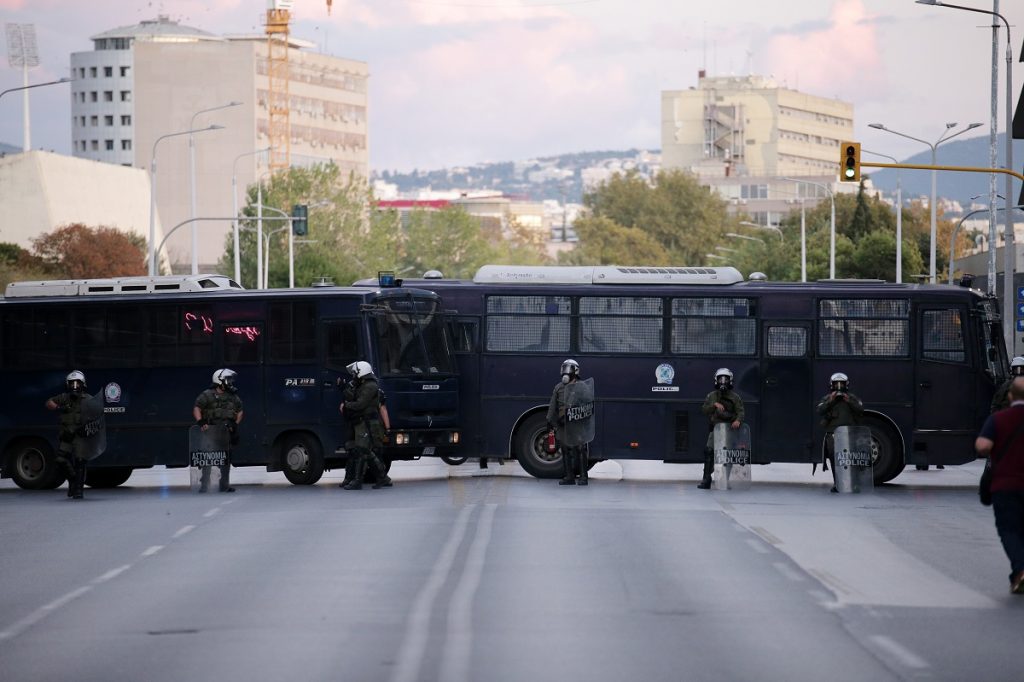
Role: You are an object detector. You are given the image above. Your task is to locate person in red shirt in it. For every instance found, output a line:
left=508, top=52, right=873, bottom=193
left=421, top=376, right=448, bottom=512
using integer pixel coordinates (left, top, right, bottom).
left=975, top=376, right=1024, bottom=594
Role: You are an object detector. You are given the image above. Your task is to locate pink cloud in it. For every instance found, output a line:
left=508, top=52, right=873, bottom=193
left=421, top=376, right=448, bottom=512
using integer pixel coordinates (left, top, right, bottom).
left=762, top=0, right=883, bottom=98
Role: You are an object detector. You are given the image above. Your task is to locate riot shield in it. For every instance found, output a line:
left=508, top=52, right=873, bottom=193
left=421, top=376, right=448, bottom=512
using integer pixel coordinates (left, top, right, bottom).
left=832, top=425, right=874, bottom=494
left=561, top=378, right=595, bottom=447
left=72, top=392, right=107, bottom=461
left=188, top=424, right=230, bottom=493
left=712, top=422, right=751, bottom=490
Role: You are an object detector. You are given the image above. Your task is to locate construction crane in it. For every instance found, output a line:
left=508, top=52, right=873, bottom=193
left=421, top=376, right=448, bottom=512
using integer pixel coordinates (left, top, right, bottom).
left=264, top=1, right=333, bottom=172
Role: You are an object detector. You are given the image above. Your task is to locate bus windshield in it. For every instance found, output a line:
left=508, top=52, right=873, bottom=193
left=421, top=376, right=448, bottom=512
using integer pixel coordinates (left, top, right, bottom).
left=978, top=297, right=1008, bottom=384
left=371, top=294, right=455, bottom=377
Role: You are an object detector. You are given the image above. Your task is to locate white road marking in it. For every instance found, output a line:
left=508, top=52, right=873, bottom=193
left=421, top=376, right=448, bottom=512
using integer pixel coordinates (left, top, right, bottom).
left=868, top=634, right=930, bottom=670
left=0, top=585, right=93, bottom=642
left=141, top=545, right=164, bottom=557
left=772, top=561, right=806, bottom=582
left=391, top=504, right=475, bottom=682
left=172, top=525, right=195, bottom=538
left=92, top=565, right=131, bottom=584
left=439, top=503, right=497, bottom=682
left=203, top=507, right=220, bottom=518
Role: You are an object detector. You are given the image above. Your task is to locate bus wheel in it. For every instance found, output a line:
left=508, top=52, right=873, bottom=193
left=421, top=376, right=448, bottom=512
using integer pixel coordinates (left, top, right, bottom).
left=85, top=467, right=133, bottom=488
left=513, top=413, right=562, bottom=479
left=866, top=421, right=902, bottom=485
left=281, top=434, right=324, bottom=485
left=441, top=455, right=468, bottom=466
left=7, top=439, right=64, bottom=490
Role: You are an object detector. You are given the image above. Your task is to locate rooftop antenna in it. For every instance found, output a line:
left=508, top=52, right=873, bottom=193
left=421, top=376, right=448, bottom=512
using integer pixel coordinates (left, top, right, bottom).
left=5, top=23, right=40, bottom=152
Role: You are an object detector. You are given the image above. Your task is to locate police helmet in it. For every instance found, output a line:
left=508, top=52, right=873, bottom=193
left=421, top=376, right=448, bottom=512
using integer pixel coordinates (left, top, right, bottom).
left=830, top=372, right=849, bottom=391
left=346, top=361, right=374, bottom=379
left=212, top=368, right=237, bottom=390
left=1011, top=357, right=1024, bottom=376
left=560, top=359, right=580, bottom=377
left=66, top=370, right=86, bottom=393
left=714, top=368, right=733, bottom=389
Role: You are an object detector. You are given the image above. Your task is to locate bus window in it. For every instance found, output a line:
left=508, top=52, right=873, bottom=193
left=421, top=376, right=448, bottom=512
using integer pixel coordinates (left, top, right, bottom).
left=449, top=318, right=479, bottom=354
left=269, top=302, right=316, bottom=363
left=2, top=308, right=68, bottom=369
left=375, top=297, right=455, bottom=375
left=325, top=319, right=360, bottom=369
left=580, top=296, right=662, bottom=354
left=922, top=309, right=965, bottom=363
left=73, top=306, right=143, bottom=368
left=670, top=297, right=755, bottom=355
left=147, top=305, right=214, bottom=366
left=767, top=326, right=807, bottom=357
left=818, top=298, right=909, bottom=357
left=485, top=295, right=570, bottom=353
left=223, top=323, right=262, bottom=364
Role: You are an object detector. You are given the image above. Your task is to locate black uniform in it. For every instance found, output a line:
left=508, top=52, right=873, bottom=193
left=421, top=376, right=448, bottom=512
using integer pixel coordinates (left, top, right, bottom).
left=699, top=388, right=745, bottom=488
left=546, top=379, right=590, bottom=485
left=194, top=387, right=243, bottom=492
left=48, top=391, right=89, bottom=499
left=816, top=388, right=864, bottom=489
left=341, top=376, right=392, bottom=490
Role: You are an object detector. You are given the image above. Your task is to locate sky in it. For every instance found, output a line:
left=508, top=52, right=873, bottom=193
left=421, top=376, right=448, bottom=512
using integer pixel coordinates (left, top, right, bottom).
left=1, top=0, right=1022, bottom=173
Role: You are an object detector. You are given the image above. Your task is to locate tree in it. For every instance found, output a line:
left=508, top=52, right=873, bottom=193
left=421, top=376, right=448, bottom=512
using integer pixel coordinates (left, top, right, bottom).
left=851, top=230, right=926, bottom=282
left=560, top=216, right=671, bottom=265
left=402, top=206, right=500, bottom=279
left=31, top=224, right=146, bottom=279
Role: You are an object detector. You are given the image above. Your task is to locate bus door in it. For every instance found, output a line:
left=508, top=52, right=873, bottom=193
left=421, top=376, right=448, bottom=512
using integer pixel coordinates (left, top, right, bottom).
left=759, top=321, right=814, bottom=463
left=448, top=315, right=482, bottom=452
left=914, top=306, right=976, bottom=462
left=321, top=318, right=362, bottom=445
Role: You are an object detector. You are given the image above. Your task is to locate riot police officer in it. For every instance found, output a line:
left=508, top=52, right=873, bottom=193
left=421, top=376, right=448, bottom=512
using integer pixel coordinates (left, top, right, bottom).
left=547, top=359, right=593, bottom=486
left=698, top=368, right=745, bottom=489
left=817, top=372, right=864, bottom=493
left=340, top=361, right=392, bottom=490
left=193, top=369, right=243, bottom=493
left=992, top=356, right=1024, bottom=413
left=45, top=370, right=91, bottom=499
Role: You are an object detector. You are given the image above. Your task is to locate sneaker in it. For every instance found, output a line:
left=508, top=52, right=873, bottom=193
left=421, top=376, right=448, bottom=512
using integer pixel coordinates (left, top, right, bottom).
left=1012, top=571, right=1024, bottom=595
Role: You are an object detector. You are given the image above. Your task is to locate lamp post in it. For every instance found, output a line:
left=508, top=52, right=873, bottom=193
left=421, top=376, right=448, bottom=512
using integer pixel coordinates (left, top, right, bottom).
left=148, top=125, right=223, bottom=276
left=188, top=102, right=241, bottom=275
left=724, top=232, right=765, bottom=245
left=231, top=147, right=270, bottom=284
left=949, top=203, right=1024, bottom=285
left=784, top=177, right=836, bottom=278
left=868, top=121, right=983, bottom=284
left=862, top=149, right=904, bottom=283
left=915, top=0, right=1015, bottom=351
left=0, top=76, right=70, bottom=101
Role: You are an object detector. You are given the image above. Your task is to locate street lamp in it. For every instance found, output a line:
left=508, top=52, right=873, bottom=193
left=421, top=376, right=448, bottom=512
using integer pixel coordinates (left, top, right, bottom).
left=915, top=0, right=1015, bottom=351
left=868, top=121, right=983, bottom=284
left=739, top=221, right=783, bottom=239
left=862, top=149, right=904, bottom=283
left=949, top=203, right=1024, bottom=285
left=189, top=101, right=242, bottom=275
left=148, top=125, right=223, bottom=276
left=231, top=147, right=270, bottom=283
left=784, top=177, right=836, bottom=279
left=0, top=76, right=70, bottom=101
left=724, top=232, right=765, bottom=245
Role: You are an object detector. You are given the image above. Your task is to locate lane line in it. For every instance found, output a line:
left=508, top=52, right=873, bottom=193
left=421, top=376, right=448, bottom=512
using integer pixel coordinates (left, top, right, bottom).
left=867, top=634, right=930, bottom=670
left=772, top=561, right=806, bottom=583
left=141, top=545, right=164, bottom=557
left=439, top=503, right=497, bottom=682
left=203, top=507, right=220, bottom=518
left=0, top=585, right=93, bottom=642
left=92, top=565, right=131, bottom=584
left=390, top=504, right=476, bottom=682
left=172, top=525, right=195, bottom=539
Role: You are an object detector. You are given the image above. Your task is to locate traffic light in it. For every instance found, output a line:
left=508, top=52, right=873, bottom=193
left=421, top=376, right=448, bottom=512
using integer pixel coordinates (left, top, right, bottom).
left=840, top=142, right=861, bottom=182
left=291, top=204, right=308, bottom=236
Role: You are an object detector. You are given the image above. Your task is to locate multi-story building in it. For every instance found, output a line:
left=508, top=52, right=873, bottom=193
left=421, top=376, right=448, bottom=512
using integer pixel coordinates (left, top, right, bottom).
left=70, top=15, right=368, bottom=270
left=662, top=73, right=857, bottom=225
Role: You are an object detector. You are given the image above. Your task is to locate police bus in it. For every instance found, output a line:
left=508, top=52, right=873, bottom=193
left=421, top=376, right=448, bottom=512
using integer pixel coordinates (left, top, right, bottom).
left=376, top=265, right=1006, bottom=484
left=0, top=274, right=459, bottom=490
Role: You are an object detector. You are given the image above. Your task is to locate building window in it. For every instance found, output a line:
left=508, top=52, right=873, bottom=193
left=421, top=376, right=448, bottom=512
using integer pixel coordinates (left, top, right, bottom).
left=79, top=116, right=86, bottom=126
left=105, top=140, right=114, bottom=151
left=121, top=115, right=131, bottom=126
left=89, top=67, right=97, bottom=78
left=104, top=66, right=112, bottom=77
left=90, top=116, right=98, bottom=126
left=90, top=140, right=98, bottom=151
left=90, top=91, right=97, bottom=102
left=120, top=91, right=131, bottom=102
left=120, top=66, right=129, bottom=77
left=104, top=115, right=113, bottom=126
left=121, top=139, right=132, bottom=151
left=103, top=91, right=113, bottom=102
left=78, top=67, right=85, bottom=78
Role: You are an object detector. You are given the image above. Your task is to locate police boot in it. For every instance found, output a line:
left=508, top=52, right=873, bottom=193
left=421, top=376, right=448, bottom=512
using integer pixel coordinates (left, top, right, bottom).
left=559, top=448, right=576, bottom=485
left=72, top=460, right=85, bottom=499
left=369, top=453, right=393, bottom=489
left=343, top=457, right=365, bottom=490
left=697, top=448, right=713, bottom=489
left=219, top=464, right=235, bottom=493
left=576, top=447, right=589, bottom=485
left=340, top=456, right=355, bottom=488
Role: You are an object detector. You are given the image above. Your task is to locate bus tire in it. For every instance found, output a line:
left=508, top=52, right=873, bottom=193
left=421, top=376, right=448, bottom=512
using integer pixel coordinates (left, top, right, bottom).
left=7, top=439, right=64, bottom=490
left=441, top=455, right=468, bottom=466
left=513, top=412, right=562, bottom=479
left=865, top=420, right=902, bottom=485
left=85, top=467, right=133, bottom=488
left=281, top=434, right=324, bottom=485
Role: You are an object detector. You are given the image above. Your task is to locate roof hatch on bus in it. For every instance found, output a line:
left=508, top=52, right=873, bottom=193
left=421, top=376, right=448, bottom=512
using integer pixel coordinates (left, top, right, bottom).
left=4, top=274, right=243, bottom=298
left=472, top=265, right=743, bottom=285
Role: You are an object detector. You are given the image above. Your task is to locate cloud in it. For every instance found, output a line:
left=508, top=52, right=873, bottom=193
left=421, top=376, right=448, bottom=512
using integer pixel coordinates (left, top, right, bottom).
left=761, top=0, right=884, bottom=99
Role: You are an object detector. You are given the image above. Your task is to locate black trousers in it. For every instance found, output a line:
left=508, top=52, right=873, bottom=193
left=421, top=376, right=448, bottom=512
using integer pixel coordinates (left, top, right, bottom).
left=993, top=490, right=1024, bottom=579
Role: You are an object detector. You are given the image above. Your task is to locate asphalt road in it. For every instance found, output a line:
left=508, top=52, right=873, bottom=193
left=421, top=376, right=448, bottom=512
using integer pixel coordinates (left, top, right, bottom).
left=1, top=459, right=1020, bottom=682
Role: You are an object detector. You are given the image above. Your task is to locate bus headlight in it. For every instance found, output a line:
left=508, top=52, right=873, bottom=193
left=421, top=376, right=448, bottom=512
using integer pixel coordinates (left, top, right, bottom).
left=448, top=432, right=460, bottom=444
left=394, top=432, right=409, bottom=446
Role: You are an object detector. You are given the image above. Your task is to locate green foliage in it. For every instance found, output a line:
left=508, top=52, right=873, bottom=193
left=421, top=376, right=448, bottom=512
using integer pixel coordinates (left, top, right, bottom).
left=560, top=216, right=670, bottom=265
left=402, top=206, right=500, bottom=279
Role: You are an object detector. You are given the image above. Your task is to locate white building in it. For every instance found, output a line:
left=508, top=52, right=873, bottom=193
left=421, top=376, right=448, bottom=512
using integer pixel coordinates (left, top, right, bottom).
left=69, top=16, right=369, bottom=271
